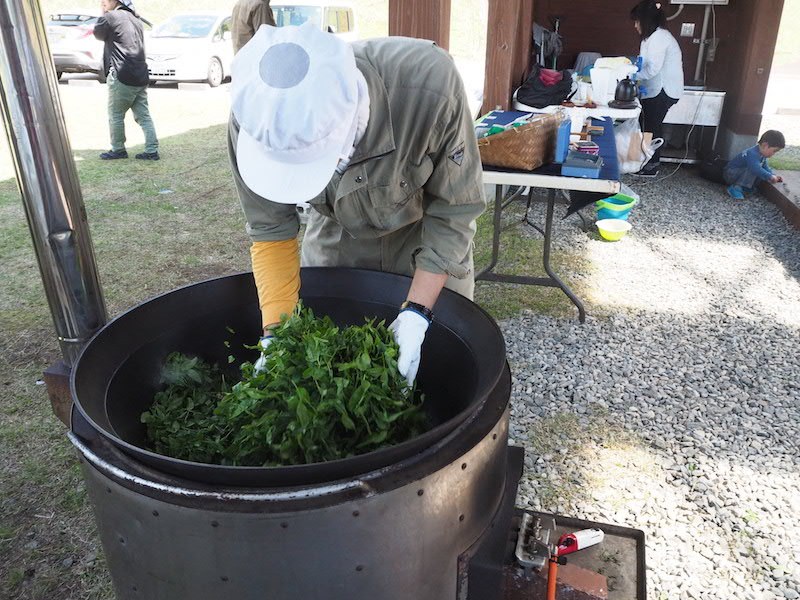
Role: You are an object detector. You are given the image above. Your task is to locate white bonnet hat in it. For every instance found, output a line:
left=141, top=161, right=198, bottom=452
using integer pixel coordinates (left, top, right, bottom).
left=231, top=23, right=361, bottom=204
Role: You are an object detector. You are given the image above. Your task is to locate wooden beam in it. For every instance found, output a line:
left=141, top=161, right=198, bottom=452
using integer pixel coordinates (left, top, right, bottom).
left=723, top=0, right=784, bottom=136
left=388, top=0, right=452, bottom=50
left=483, top=0, right=534, bottom=113
left=514, top=0, right=535, bottom=84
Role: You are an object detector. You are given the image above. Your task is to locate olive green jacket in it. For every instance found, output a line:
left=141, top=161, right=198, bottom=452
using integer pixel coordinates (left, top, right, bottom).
left=228, top=37, right=485, bottom=297
left=231, top=0, right=275, bottom=54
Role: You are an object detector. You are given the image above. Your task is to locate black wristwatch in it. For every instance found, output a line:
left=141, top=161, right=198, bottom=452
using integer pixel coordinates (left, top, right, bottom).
left=400, top=300, right=434, bottom=322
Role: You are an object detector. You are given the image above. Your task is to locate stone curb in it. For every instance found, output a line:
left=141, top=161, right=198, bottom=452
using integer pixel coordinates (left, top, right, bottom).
left=760, top=171, right=800, bottom=230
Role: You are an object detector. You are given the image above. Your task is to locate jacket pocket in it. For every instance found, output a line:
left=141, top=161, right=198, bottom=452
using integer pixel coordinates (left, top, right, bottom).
left=360, top=156, right=434, bottom=232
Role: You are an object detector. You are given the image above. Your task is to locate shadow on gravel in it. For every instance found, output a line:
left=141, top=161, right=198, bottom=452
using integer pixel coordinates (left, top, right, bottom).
left=506, top=312, right=800, bottom=474
left=505, top=165, right=800, bottom=592
left=505, top=306, right=800, bottom=598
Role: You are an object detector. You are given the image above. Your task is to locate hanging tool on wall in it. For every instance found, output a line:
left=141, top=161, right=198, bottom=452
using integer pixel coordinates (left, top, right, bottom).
left=550, top=17, right=561, bottom=70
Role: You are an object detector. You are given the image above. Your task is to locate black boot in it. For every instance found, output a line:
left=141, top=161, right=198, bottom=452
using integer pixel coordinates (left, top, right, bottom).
left=100, top=149, right=128, bottom=160
left=635, top=161, right=660, bottom=178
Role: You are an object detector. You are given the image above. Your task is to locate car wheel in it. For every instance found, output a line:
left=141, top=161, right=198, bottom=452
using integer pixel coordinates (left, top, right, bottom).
left=207, top=57, right=223, bottom=87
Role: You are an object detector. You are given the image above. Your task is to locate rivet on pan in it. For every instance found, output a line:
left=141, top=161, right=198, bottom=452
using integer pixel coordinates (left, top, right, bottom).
left=221, top=576, right=229, bottom=582
left=106, top=487, right=111, bottom=494
left=211, top=521, right=219, bottom=528
left=352, top=510, right=360, bottom=517
left=417, top=489, right=424, bottom=496
left=356, top=565, right=364, bottom=572
left=461, top=463, right=467, bottom=470
left=132, top=586, right=138, bottom=592
left=281, top=522, right=289, bottom=529
left=459, top=515, right=465, bottom=522
left=152, top=510, right=159, bottom=517
left=492, top=433, right=498, bottom=440
left=400, top=180, right=408, bottom=188
left=355, top=175, right=363, bottom=183
left=119, top=537, right=125, bottom=544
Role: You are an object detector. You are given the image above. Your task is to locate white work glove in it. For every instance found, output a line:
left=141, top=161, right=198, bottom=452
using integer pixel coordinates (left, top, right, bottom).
left=253, top=335, right=274, bottom=374
left=388, top=309, right=430, bottom=387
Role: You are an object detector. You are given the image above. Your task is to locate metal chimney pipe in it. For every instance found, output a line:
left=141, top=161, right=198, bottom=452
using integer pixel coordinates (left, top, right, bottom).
left=0, top=0, right=107, bottom=366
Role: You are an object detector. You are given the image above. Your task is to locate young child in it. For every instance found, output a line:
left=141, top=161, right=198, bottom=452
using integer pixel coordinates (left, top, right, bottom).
left=724, top=130, right=785, bottom=200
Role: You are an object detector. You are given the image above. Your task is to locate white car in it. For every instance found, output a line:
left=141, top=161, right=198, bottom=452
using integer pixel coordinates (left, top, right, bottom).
left=146, top=12, right=233, bottom=87
left=272, top=2, right=357, bottom=42
left=47, top=10, right=105, bottom=81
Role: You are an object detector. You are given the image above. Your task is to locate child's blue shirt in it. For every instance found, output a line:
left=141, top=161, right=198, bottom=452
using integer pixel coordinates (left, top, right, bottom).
left=726, top=145, right=774, bottom=181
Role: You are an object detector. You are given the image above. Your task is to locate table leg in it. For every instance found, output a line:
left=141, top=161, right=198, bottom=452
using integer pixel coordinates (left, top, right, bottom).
left=523, top=187, right=545, bottom=236
left=542, top=189, right=586, bottom=323
left=476, top=184, right=504, bottom=279
left=576, top=209, right=590, bottom=232
left=475, top=186, right=587, bottom=323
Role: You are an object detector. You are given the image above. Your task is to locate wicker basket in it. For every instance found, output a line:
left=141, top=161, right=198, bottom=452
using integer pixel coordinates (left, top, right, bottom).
left=477, top=112, right=559, bottom=171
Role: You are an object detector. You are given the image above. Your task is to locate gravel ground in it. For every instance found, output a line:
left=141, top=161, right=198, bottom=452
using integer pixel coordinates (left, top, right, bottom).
left=504, top=169, right=800, bottom=599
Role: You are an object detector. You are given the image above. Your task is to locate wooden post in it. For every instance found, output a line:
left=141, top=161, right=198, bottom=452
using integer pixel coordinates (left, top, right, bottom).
left=388, top=0, right=452, bottom=50
left=514, top=0, right=535, bottom=86
left=483, top=0, right=534, bottom=113
left=724, top=0, right=784, bottom=136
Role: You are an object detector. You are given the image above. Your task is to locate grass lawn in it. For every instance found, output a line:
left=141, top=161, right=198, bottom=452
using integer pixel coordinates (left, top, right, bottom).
left=769, top=146, right=800, bottom=171
left=0, top=82, right=248, bottom=598
left=473, top=193, right=591, bottom=319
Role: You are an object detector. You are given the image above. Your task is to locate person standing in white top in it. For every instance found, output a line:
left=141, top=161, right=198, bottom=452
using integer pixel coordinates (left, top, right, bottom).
left=630, top=0, right=684, bottom=177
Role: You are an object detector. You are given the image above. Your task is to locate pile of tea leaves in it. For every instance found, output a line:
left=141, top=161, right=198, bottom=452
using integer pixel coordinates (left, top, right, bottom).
left=141, top=306, right=427, bottom=466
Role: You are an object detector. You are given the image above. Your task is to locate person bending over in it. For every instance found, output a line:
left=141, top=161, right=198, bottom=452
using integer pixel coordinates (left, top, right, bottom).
left=227, top=24, right=485, bottom=385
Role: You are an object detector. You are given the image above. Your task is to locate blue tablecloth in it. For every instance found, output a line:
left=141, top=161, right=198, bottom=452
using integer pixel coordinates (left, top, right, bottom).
left=521, top=117, right=619, bottom=181
left=589, top=117, right=620, bottom=182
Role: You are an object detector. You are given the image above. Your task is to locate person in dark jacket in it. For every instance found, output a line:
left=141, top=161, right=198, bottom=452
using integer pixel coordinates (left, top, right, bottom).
left=231, top=0, right=275, bottom=54
left=94, top=0, right=159, bottom=160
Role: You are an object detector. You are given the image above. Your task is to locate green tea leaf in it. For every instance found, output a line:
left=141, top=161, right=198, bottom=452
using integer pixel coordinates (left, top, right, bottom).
left=142, top=305, right=428, bottom=466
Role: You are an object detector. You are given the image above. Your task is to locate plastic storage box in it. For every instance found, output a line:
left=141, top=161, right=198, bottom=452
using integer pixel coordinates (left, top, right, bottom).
left=561, top=151, right=603, bottom=179
left=575, top=141, right=600, bottom=155
left=595, top=193, right=638, bottom=220
left=555, top=118, right=572, bottom=163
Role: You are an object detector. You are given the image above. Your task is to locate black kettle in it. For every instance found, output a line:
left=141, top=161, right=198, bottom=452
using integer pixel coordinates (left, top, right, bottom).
left=615, top=76, right=638, bottom=102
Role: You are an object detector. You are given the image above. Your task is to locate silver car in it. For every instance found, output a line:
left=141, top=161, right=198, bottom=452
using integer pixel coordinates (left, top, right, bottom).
left=47, top=10, right=105, bottom=81
left=146, top=13, right=234, bottom=87
left=272, top=2, right=358, bottom=42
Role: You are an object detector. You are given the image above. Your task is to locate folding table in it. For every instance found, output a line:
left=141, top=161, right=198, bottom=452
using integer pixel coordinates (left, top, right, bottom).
left=477, top=117, right=621, bottom=323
